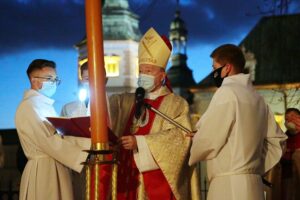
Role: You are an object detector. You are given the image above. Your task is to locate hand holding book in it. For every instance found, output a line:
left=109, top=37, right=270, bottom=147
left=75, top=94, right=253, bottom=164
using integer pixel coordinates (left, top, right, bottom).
left=47, top=116, right=118, bottom=144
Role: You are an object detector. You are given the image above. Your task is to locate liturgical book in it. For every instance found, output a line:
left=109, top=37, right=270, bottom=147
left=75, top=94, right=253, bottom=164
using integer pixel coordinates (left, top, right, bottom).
left=47, top=116, right=118, bottom=144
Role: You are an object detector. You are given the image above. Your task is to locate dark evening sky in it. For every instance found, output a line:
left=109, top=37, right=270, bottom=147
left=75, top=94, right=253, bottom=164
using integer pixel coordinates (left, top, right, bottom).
left=0, top=0, right=299, bottom=128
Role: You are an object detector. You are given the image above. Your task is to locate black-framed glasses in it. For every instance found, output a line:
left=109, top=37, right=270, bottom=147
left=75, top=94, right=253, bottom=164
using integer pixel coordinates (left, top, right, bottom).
left=34, top=76, right=61, bottom=85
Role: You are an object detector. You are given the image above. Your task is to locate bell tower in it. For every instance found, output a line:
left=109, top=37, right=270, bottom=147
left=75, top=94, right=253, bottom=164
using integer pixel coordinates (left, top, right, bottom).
left=167, top=0, right=196, bottom=103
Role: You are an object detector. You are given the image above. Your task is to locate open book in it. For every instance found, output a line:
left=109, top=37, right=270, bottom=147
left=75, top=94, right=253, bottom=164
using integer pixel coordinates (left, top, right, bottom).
left=46, top=116, right=118, bottom=144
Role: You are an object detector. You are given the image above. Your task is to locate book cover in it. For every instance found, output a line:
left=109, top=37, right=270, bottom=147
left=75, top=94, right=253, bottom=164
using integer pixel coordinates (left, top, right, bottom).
left=46, top=116, right=118, bottom=144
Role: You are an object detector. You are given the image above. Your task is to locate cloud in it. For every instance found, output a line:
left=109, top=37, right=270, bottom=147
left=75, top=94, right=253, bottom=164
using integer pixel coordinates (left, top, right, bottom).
left=0, top=1, right=86, bottom=55
left=132, top=0, right=299, bottom=46
left=0, top=0, right=299, bottom=55
left=129, top=0, right=263, bottom=44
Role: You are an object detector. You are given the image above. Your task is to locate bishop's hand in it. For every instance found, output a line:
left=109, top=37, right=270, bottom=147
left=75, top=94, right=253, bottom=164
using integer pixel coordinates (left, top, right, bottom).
left=186, top=130, right=197, bottom=138
left=120, top=135, right=137, bottom=150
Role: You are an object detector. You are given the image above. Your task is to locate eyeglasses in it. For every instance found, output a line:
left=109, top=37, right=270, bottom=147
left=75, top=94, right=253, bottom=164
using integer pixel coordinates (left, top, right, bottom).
left=34, top=76, right=61, bottom=85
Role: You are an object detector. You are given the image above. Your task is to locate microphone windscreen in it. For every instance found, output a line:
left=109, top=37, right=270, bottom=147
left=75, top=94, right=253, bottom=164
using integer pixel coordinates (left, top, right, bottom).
left=135, top=87, right=145, bottom=101
left=135, top=87, right=145, bottom=119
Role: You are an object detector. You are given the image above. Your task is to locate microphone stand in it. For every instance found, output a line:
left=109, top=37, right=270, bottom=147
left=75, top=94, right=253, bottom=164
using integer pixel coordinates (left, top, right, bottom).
left=144, top=103, right=194, bottom=135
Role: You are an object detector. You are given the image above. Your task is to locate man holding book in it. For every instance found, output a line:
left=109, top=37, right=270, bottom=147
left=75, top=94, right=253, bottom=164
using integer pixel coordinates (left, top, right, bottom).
left=15, top=59, right=91, bottom=200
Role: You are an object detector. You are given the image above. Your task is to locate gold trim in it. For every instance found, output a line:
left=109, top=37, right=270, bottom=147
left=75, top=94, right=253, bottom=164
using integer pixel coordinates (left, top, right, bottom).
left=142, top=41, right=153, bottom=58
left=91, top=142, right=109, bottom=151
left=94, top=164, right=99, bottom=200
left=85, top=165, right=90, bottom=200
left=111, top=163, right=118, bottom=200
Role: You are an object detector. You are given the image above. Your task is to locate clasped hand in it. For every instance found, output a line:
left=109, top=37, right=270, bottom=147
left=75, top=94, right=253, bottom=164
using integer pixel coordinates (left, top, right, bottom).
left=120, top=135, right=137, bottom=150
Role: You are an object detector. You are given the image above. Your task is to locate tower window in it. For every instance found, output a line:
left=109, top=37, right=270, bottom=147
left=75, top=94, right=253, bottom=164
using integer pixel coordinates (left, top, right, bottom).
left=104, top=55, right=120, bottom=77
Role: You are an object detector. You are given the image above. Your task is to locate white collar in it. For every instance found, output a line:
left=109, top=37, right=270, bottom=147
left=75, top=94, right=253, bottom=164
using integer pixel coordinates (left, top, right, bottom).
left=145, top=86, right=171, bottom=100
left=23, top=89, right=55, bottom=105
left=223, top=73, right=251, bottom=87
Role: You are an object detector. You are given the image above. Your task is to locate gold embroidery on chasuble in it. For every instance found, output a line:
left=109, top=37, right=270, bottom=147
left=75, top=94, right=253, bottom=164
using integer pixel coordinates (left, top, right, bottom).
left=109, top=91, right=200, bottom=199
left=144, top=94, right=201, bottom=200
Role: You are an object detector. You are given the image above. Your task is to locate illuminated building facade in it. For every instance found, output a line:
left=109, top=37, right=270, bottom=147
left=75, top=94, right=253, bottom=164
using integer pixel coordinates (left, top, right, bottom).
left=75, top=0, right=141, bottom=94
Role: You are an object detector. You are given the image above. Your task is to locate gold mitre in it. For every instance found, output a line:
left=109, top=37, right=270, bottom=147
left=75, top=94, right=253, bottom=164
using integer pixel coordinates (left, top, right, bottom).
left=138, top=27, right=171, bottom=68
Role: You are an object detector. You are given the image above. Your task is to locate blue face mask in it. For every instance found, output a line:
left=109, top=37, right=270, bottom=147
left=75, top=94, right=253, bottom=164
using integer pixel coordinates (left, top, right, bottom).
left=137, top=74, right=155, bottom=92
left=38, top=81, right=57, bottom=97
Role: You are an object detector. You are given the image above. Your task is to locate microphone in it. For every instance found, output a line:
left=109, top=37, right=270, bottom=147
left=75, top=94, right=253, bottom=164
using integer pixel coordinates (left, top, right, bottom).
left=135, top=87, right=145, bottom=119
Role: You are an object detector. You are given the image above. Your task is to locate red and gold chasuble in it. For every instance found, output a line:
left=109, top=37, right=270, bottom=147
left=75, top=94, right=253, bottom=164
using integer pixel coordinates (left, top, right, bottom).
left=117, top=95, right=175, bottom=200
left=90, top=160, right=112, bottom=200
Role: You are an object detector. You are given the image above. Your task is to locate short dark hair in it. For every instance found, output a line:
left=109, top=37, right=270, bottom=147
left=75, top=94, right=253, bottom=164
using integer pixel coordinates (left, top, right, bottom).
left=80, top=61, right=88, bottom=75
left=26, top=59, right=56, bottom=78
left=286, top=108, right=300, bottom=115
left=210, top=44, right=245, bottom=72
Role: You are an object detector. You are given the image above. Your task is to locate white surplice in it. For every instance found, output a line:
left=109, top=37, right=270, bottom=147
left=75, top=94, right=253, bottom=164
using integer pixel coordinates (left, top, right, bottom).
left=189, top=74, right=287, bottom=200
left=15, top=89, right=91, bottom=200
left=61, top=94, right=111, bottom=127
left=61, top=101, right=90, bottom=117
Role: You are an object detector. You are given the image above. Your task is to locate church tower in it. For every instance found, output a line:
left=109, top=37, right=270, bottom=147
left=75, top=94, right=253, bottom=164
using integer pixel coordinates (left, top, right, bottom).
left=167, top=1, right=196, bottom=103
left=75, top=0, right=141, bottom=94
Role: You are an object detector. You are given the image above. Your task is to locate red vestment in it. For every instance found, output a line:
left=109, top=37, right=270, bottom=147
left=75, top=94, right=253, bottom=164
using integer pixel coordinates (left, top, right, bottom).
left=117, top=95, right=176, bottom=200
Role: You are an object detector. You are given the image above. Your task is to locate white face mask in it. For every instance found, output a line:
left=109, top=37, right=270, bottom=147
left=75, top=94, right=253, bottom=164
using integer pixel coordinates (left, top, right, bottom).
left=137, top=74, right=155, bottom=92
left=38, top=81, right=56, bottom=97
